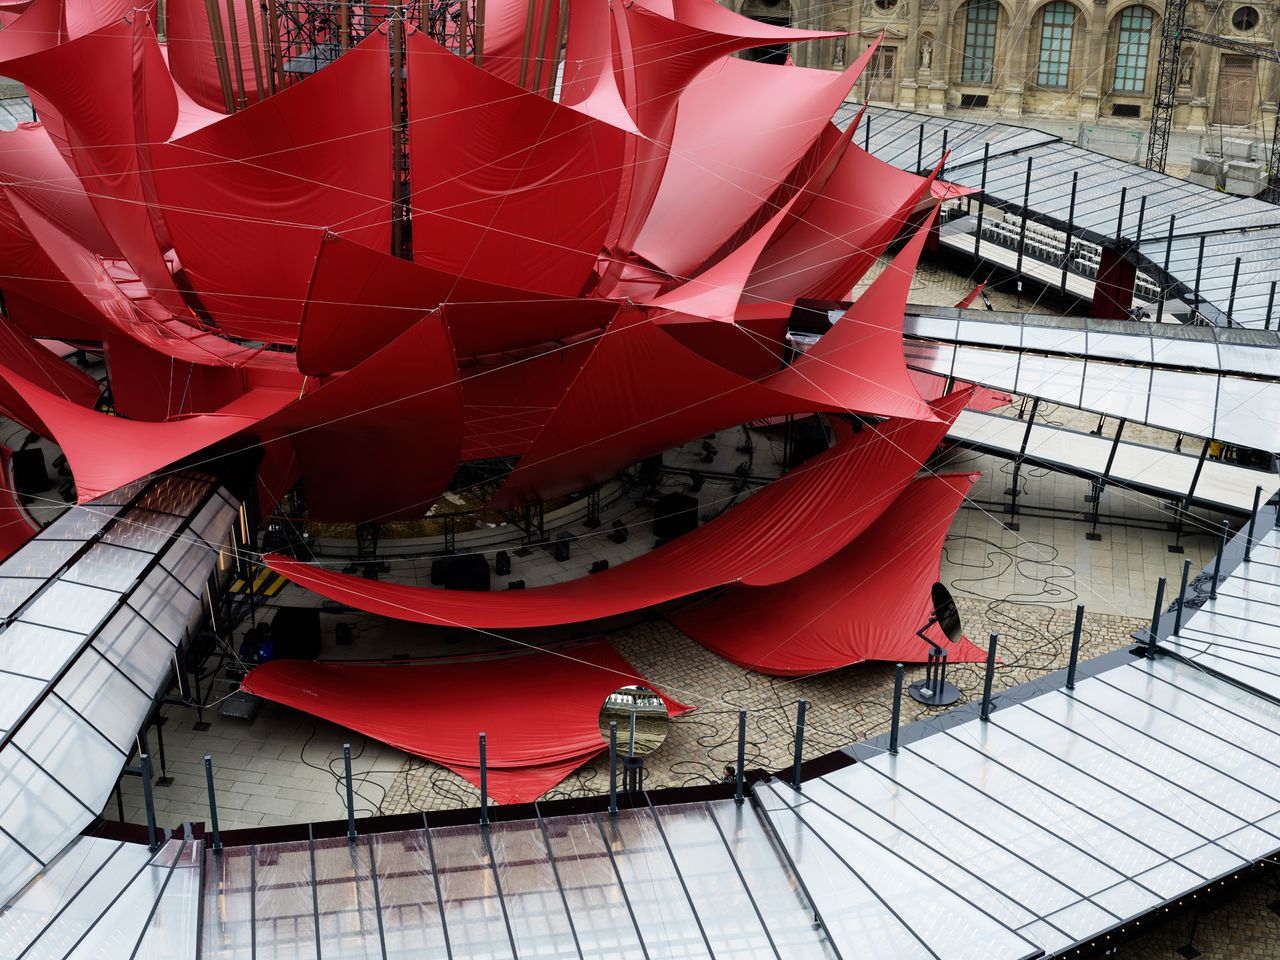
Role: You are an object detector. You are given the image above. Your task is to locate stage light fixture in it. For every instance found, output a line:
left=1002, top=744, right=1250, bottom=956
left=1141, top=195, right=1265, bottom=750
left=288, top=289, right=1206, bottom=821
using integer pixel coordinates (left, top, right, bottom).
left=908, top=582, right=963, bottom=706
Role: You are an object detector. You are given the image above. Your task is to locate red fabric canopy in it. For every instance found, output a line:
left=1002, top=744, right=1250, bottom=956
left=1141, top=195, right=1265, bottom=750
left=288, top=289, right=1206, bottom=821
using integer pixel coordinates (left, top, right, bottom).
left=296, top=229, right=618, bottom=374
left=632, top=50, right=873, bottom=280
left=493, top=220, right=935, bottom=507
left=744, top=145, right=939, bottom=306
left=673, top=472, right=986, bottom=675
left=241, top=640, right=689, bottom=804
left=265, top=391, right=968, bottom=629
left=0, top=446, right=38, bottom=561
left=406, top=32, right=627, bottom=298
left=150, top=30, right=393, bottom=343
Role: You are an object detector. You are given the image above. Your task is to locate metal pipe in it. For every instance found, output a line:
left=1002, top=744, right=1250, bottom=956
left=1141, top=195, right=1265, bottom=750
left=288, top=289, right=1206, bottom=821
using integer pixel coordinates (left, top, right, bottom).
left=1114, top=186, right=1127, bottom=240
left=1061, top=171, right=1077, bottom=293
left=530, top=0, right=554, bottom=95
left=889, top=664, right=903, bottom=755
left=1268, top=280, right=1277, bottom=331
left=940, top=129, right=948, bottom=178
left=791, top=699, right=807, bottom=789
left=608, top=720, right=617, bottom=815
left=1174, top=558, right=1192, bottom=636
left=1210, top=520, right=1228, bottom=600
left=474, top=0, right=487, bottom=66
left=1015, top=156, right=1032, bottom=274
left=265, top=0, right=286, bottom=93
left=203, top=0, right=235, bottom=113
left=735, top=710, right=746, bottom=805
left=343, top=743, right=356, bottom=841
left=204, top=755, right=222, bottom=854
left=141, top=752, right=158, bottom=851
left=340, top=0, right=352, bottom=53
left=916, top=123, right=924, bottom=174
left=549, top=0, right=569, bottom=97
left=1066, top=605, right=1084, bottom=690
left=1147, top=576, right=1166, bottom=658
left=1135, top=194, right=1147, bottom=244
left=224, top=0, right=247, bottom=109
left=973, top=142, right=990, bottom=260
left=518, top=0, right=537, bottom=89
left=1246, top=485, right=1263, bottom=560
left=242, top=0, right=265, bottom=99
left=1193, top=234, right=1206, bottom=302
left=980, top=634, right=998, bottom=721
left=458, top=0, right=469, bottom=59
left=864, top=110, right=870, bottom=151
left=1227, top=257, right=1242, bottom=320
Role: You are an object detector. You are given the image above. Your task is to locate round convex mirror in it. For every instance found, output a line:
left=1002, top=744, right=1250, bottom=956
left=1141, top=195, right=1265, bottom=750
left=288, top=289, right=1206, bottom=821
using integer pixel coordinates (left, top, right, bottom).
left=931, top=581, right=964, bottom=644
left=599, top=685, right=670, bottom=756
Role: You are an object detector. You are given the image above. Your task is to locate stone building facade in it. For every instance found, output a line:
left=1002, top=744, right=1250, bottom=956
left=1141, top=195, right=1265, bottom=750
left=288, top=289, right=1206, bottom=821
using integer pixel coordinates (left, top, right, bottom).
left=739, top=0, right=1280, bottom=133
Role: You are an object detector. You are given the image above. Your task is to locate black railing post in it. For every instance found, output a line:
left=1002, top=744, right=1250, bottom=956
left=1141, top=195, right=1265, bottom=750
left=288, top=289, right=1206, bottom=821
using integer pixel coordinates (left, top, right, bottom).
left=1227, top=257, right=1242, bottom=321
left=140, top=752, right=158, bottom=851
left=974, top=142, right=991, bottom=260
left=791, top=699, right=807, bottom=790
left=1210, top=521, right=1228, bottom=599
left=735, top=710, right=746, bottom=805
left=889, top=663, right=904, bottom=755
left=1066, top=604, right=1084, bottom=690
left=343, top=743, right=356, bottom=841
left=1174, top=558, right=1192, bottom=636
left=479, top=732, right=489, bottom=828
left=1061, top=171, right=1078, bottom=293
left=608, top=720, right=618, bottom=815
left=1147, top=577, right=1166, bottom=658
left=1245, top=485, right=1262, bottom=561
left=980, top=634, right=998, bottom=721
left=204, top=754, right=222, bottom=855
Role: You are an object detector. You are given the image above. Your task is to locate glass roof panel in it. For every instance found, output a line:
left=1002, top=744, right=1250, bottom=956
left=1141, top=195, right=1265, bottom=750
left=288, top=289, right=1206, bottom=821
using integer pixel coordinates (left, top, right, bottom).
left=0, top=748, right=87, bottom=864
left=159, top=537, right=219, bottom=593
left=0, top=577, right=45, bottom=620
left=55, top=654, right=150, bottom=752
left=0, top=836, right=123, bottom=955
left=0, top=622, right=85, bottom=682
left=132, top=477, right=211, bottom=518
left=128, top=567, right=199, bottom=640
left=100, top=510, right=182, bottom=554
left=370, top=830, right=450, bottom=957
left=0, top=540, right=80, bottom=580
left=13, top=696, right=124, bottom=809
left=37, top=506, right=120, bottom=543
left=63, top=543, right=153, bottom=593
left=92, top=607, right=175, bottom=694
left=19, top=581, right=119, bottom=635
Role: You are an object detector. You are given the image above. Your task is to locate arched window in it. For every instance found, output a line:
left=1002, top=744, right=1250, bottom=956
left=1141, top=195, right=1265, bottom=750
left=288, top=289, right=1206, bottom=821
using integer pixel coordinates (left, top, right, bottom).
left=1113, top=6, right=1154, bottom=92
left=962, top=0, right=999, bottom=84
left=1036, top=2, right=1077, bottom=88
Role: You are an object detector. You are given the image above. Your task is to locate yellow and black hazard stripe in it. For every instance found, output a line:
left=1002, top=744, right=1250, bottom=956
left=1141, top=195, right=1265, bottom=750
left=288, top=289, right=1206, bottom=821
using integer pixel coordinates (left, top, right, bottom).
left=228, top=565, right=289, bottom=598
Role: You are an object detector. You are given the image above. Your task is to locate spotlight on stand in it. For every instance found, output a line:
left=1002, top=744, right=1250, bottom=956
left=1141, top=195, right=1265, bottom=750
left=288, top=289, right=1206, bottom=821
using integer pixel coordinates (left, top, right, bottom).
left=908, top=582, right=963, bottom=706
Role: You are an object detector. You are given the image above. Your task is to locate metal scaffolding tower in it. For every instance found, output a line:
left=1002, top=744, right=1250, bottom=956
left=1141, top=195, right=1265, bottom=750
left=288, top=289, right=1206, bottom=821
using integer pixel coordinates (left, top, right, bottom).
left=1146, top=2, right=1280, bottom=202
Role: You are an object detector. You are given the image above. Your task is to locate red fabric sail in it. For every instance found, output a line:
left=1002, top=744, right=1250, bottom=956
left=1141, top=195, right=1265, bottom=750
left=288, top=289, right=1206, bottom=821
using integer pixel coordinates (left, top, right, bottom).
left=259, top=312, right=463, bottom=523
left=265, top=392, right=967, bottom=629
left=0, top=314, right=98, bottom=408
left=406, top=32, right=626, bottom=298
left=149, top=31, right=393, bottom=343
left=2, top=19, right=189, bottom=315
left=296, top=230, right=618, bottom=374
left=744, top=145, right=939, bottom=306
left=0, top=123, right=120, bottom=256
left=0, top=446, right=38, bottom=561
left=632, top=50, right=873, bottom=280
left=768, top=210, right=935, bottom=419
left=241, top=640, right=690, bottom=804
left=673, top=472, right=986, bottom=675
left=493, top=228, right=936, bottom=507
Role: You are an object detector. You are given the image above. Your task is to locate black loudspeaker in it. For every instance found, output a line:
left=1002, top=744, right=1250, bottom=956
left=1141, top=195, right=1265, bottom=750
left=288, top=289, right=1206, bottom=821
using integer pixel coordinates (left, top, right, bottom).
left=271, top=607, right=321, bottom=660
left=590, top=560, right=609, bottom=575
left=507, top=580, right=526, bottom=590
left=11, top=448, right=47, bottom=495
left=495, top=550, right=512, bottom=576
left=552, top=533, right=571, bottom=562
left=653, top=492, right=699, bottom=541
left=442, top=553, right=491, bottom=592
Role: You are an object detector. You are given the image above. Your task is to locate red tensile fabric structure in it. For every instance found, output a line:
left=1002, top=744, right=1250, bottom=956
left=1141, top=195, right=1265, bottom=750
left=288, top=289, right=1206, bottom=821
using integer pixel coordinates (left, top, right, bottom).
left=262, top=390, right=970, bottom=629
left=241, top=640, right=690, bottom=804
left=673, top=473, right=986, bottom=675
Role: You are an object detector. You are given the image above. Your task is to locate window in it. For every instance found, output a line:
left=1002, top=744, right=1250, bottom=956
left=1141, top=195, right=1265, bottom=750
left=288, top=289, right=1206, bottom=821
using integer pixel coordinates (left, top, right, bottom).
left=1114, top=6, right=1153, bottom=93
left=1037, top=2, right=1076, bottom=88
left=1231, top=5, right=1259, bottom=30
left=962, top=0, right=999, bottom=84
